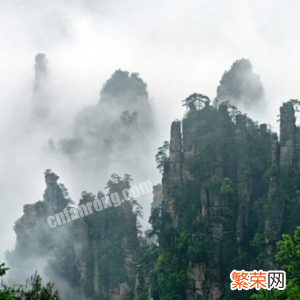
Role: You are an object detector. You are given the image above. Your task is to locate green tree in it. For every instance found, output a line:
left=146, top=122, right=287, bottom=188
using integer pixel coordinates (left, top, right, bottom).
left=182, top=93, right=210, bottom=110
left=251, top=226, right=300, bottom=299
left=0, top=263, right=61, bottom=300
left=155, top=141, right=169, bottom=174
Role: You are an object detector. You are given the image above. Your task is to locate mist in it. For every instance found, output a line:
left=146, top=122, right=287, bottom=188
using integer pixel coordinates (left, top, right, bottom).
left=1, top=0, right=300, bottom=290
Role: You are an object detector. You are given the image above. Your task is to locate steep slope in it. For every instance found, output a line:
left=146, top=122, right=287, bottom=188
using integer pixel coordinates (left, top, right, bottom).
left=142, top=99, right=300, bottom=300
left=6, top=171, right=143, bottom=300
left=215, top=59, right=265, bottom=109
left=51, top=70, right=154, bottom=172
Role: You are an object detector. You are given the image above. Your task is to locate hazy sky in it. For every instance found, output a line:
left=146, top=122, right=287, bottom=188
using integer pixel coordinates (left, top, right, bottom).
left=1, top=0, right=300, bottom=262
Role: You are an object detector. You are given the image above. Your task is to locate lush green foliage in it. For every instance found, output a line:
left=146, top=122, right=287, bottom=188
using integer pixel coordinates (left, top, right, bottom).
left=251, top=226, right=300, bottom=299
left=155, top=141, right=169, bottom=174
left=0, top=263, right=61, bottom=300
left=146, top=99, right=300, bottom=299
left=101, top=70, right=148, bottom=98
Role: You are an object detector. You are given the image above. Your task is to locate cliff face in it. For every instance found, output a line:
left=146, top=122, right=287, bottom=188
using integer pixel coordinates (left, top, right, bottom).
left=34, top=53, right=48, bottom=91
left=52, top=70, right=154, bottom=171
left=6, top=171, right=72, bottom=285
left=8, top=52, right=300, bottom=300
left=153, top=99, right=300, bottom=300
left=7, top=171, right=142, bottom=300
left=215, top=58, right=265, bottom=109
left=72, top=178, right=140, bottom=300
left=32, top=53, right=51, bottom=120
left=98, top=70, right=152, bottom=132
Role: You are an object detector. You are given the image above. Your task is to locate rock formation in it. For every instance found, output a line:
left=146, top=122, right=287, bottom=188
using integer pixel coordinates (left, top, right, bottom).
left=148, top=99, right=300, bottom=299
left=215, top=59, right=265, bottom=109
left=50, top=70, right=153, bottom=172
left=32, top=53, right=50, bottom=119
left=7, top=171, right=142, bottom=300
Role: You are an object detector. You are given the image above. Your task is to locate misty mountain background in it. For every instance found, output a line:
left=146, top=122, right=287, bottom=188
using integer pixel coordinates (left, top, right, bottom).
left=1, top=0, right=300, bottom=297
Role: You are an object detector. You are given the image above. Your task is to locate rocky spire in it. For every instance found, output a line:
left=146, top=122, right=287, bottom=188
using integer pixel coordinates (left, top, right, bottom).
left=34, top=53, right=48, bottom=91
left=31, top=53, right=51, bottom=120
left=215, top=58, right=264, bottom=108
left=169, top=120, right=182, bottom=162
left=280, top=101, right=296, bottom=167
left=43, top=170, right=60, bottom=211
left=264, top=102, right=296, bottom=269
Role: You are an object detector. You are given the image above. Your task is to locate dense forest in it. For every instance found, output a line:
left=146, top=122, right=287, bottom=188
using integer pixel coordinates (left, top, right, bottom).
left=2, top=57, right=300, bottom=300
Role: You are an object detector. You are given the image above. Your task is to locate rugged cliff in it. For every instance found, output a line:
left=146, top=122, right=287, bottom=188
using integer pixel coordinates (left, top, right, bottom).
left=7, top=56, right=300, bottom=300
left=9, top=99, right=300, bottom=300
left=142, top=99, right=300, bottom=300
left=52, top=69, right=154, bottom=171
left=6, top=171, right=143, bottom=300
left=215, top=59, right=265, bottom=108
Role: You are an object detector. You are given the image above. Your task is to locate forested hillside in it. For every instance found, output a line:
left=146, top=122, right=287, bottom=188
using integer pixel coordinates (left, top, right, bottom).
left=2, top=58, right=300, bottom=300
left=139, top=97, right=300, bottom=300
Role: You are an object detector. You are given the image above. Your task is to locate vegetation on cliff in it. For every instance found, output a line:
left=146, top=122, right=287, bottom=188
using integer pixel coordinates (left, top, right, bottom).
left=0, top=264, right=61, bottom=300
left=9, top=97, right=300, bottom=300
left=131, top=98, right=300, bottom=300
left=7, top=56, right=300, bottom=300
left=6, top=171, right=143, bottom=300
